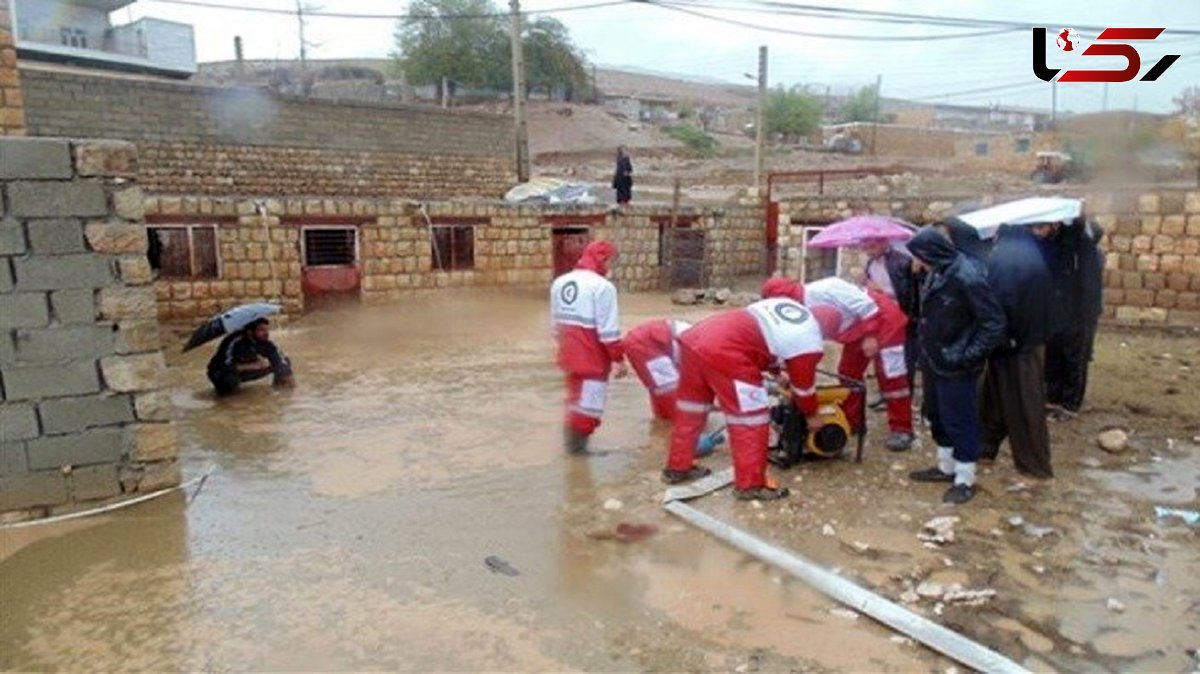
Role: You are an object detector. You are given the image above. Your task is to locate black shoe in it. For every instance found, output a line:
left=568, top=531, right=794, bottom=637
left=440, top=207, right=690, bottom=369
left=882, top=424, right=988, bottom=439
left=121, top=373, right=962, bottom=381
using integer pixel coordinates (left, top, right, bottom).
left=564, top=428, right=590, bottom=455
left=734, top=486, right=790, bottom=501
left=909, top=466, right=955, bottom=483
left=661, top=466, right=712, bottom=484
left=942, top=483, right=976, bottom=504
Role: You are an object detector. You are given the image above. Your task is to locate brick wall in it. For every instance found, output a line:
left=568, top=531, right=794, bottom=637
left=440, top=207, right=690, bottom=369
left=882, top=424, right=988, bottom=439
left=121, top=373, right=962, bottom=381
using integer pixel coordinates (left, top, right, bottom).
left=0, top=0, right=24, bottom=136
left=774, top=189, right=1200, bottom=327
left=144, top=197, right=766, bottom=320
left=19, top=67, right=515, bottom=198
left=0, top=137, right=180, bottom=520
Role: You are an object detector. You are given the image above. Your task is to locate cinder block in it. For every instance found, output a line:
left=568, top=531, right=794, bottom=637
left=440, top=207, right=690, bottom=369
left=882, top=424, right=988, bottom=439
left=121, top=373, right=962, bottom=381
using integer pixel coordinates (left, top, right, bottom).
left=97, top=285, right=155, bottom=320
left=99, top=353, right=165, bottom=392
left=14, top=325, right=116, bottom=362
left=0, top=259, right=11, bottom=293
left=13, top=254, right=113, bottom=291
left=26, top=219, right=86, bottom=254
left=26, top=427, right=125, bottom=470
left=50, top=289, right=96, bottom=324
left=0, top=292, right=49, bottom=329
left=38, top=394, right=133, bottom=434
left=0, top=472, right=69, bottom=510
left=0, top=217, right=29, bottom=258
left=130, top=422, right=178, bottom=461
left=84, top=221, right=148, bottom=254
left=134, top=390, right=173, bottom=421
left=0, top=138, right=73, bottom=180
left=7, top=181, right=108, bottom=218
left=0, top=442, right=28, bottom=477
left=69, top=464, right=121, bottom=501
left=72, top=140, right=138, bottom=178
left=0, top=332, right=14, bottom=364
left=0, top=402, right=40, bottom=441
left=2, top=360, right=101, bottom=400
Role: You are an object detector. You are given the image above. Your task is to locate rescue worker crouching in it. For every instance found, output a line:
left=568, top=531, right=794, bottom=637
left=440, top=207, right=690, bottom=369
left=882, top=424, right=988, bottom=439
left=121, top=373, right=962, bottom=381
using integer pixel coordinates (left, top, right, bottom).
left=623, top=319, right=691, bottom=421
left=550, top=240, right=628, bottom=455
left=206, top=318, right=294, bottom=396
left=663, top=290, right=824, bottom=501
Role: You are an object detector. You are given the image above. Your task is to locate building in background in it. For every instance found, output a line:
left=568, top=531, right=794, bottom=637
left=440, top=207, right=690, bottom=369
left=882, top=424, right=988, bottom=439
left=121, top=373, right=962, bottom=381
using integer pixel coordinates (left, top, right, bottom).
left=12, top=0, right=196, bottom=77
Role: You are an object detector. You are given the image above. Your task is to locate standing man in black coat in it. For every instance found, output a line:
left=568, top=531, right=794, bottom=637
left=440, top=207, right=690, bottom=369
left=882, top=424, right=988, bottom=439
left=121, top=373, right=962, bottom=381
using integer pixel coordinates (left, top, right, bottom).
left=613, top=146, right=634, bottom=206
left=979, top=224, right=1056, bottom=478
left=1045, top=219, right=1106, bottom=418
left=906, top=227, right=1006, bottom=504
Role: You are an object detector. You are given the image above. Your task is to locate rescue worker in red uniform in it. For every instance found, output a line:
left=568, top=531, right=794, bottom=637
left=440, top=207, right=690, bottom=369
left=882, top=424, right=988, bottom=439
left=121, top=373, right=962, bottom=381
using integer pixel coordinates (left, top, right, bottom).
left=767, top=277, right=915, bottom=452
left=663, top=293, right=824, bottom=501
left=624, top=319, right=691, bottom=420
left=550, top=240, right=628, bottom=455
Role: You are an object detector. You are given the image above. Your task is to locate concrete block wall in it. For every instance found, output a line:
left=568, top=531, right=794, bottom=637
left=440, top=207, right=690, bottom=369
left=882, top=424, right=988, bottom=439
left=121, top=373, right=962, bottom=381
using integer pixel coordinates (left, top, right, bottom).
left=0, top=137, right=180, bottom=520
left=774, top=189, right=1200, bottom=327
left=19, top=67, right=516, bottom=198
left=0, top=0, right=24, bottom=136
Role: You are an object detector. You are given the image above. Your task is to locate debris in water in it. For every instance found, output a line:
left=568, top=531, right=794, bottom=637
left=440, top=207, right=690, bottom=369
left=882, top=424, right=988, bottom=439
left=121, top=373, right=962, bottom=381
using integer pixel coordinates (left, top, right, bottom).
left=1106, top=597, right=1126, bottom=613
left=890, top=636, right=914, bottom=646
left=1154, top=506, right=1200, bottom=526
left=900, top=590, right=920, bottom=604
left=1006, top=482, right=1030, bottom=493
left=942, top=587, right=997, bottom=606
left=919, top=516, right=959, bottom=545
left=1032, top=565, right=1046, bottom=575
left=1079, top=456, right=1103, bottom=468
left=916, top=581, right=945, bottom=598
left=822, top=524, right=837, bottom=537
left=829, top=607, right=859, bottom=620
left=1023, top=523, right=1059, bottom=539
left=1007, top=515, right=1026, bottom=528
left=484, top=555, right=520, bottom=576
left=603, top=498, right=624, bottom=511
left=588, top=522, right=659, bottom=543
left=851, top=541, right=871, bottom=553
left=1097, top=428, right=1129, bottom=454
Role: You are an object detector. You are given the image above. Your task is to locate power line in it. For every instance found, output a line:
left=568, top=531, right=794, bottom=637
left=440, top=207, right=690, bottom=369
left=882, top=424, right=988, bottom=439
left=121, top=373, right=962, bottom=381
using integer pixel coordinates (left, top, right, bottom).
left=143, top=0, right=630, bottom=19
left=646, top=1, right=1019, bottom=41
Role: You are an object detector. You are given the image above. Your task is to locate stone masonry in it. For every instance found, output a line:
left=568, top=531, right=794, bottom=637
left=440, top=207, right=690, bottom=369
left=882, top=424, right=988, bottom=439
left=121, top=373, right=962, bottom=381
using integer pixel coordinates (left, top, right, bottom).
left=0, top=0, right=24, bottom=136
left=19, top=67, right=515, bottom=199
left=775, top=189, right=1200, bottom=327
left=0, top=137, right=180, bottom=519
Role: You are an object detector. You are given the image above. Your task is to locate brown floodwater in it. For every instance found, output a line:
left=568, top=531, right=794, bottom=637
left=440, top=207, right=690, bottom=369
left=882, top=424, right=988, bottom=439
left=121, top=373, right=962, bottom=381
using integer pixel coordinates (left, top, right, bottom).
left=1, top=291, right=1197, bottom=672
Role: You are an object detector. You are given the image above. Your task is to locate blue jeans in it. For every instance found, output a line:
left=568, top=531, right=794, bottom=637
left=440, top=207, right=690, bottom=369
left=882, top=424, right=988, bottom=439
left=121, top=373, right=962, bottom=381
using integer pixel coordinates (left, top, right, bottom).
left=925, top=373, right=981, bottom=464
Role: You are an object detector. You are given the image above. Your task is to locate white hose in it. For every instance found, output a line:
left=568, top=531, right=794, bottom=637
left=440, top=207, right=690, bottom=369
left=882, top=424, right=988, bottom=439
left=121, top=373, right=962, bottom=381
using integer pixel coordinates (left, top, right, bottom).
left=0, top=467, right=215, bottom=531
left=664, top=500, right=1031, bottom=674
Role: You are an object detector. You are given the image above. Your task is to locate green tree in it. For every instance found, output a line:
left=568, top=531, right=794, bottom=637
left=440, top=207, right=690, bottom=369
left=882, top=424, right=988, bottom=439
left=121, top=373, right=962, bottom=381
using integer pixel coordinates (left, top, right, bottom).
left=840, top=85, right=880, bottom=123
left=765, top=85, right=823, bottom=142
left=393, top=0, right=589, bottom=99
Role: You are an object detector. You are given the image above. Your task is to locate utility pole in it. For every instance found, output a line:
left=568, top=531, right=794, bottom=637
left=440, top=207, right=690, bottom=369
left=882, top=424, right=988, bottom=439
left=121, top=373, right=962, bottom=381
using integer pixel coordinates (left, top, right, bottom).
left=1102, top=82, right=1109, bottom=113
left=870, top=73, right=882, bottom=156
left=295, top=1, right=320, bottom=94
left=1051, top=79, right=1057, bottom=127
left=441, top=76, right=449, bottom=108
left=753, top=45, right=767, bottom=196
left=509, top=0, right=530, bottom=182
left=234, top=36, right=245, bottom=84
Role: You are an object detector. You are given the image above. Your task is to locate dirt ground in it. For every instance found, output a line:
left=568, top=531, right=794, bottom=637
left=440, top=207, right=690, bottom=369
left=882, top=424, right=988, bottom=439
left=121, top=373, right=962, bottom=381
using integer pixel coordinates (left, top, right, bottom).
left=0, top=291, right=1196, bottom=672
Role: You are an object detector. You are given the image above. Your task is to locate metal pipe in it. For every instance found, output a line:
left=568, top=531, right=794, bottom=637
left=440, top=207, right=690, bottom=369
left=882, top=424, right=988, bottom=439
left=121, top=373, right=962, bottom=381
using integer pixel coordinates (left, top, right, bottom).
left=664, top=501, right=1031, bottom=674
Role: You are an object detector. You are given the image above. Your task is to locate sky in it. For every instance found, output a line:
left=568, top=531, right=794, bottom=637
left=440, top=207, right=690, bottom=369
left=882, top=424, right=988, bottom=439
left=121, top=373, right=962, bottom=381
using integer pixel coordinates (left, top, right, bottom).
left=119, top=0, right=1200, bottom=114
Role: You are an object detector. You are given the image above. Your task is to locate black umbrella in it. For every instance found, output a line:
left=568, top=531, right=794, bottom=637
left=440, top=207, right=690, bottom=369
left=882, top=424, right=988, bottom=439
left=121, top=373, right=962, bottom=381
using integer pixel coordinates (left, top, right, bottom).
left=183, top=303, right=281, bottom=352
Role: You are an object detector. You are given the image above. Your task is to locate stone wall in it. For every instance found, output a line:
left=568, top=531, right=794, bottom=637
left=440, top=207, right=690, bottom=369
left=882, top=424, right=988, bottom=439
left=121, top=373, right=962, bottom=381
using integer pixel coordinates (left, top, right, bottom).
left=774, top=189, right=1200, bottom=327
left=0, top=137, right=179, bottom=519
left=18, top=66, right=515, bottom=198
left=144, top=197, right=766, bottom=320
left=0, top=0, right=24, bottom=136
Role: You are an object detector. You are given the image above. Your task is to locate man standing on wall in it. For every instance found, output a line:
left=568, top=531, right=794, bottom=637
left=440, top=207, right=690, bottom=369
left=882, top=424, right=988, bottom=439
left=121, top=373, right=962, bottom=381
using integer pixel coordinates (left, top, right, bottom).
left=550, top=240, right=628, bottom=455
left=613, top=146, right=634, bottom=206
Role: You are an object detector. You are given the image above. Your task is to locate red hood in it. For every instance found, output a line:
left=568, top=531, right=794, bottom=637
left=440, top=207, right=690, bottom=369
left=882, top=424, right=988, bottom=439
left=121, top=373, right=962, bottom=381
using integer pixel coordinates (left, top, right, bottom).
left=576, top=240, right=617, bottom=276
left=760, top=277, right=805, bottom=304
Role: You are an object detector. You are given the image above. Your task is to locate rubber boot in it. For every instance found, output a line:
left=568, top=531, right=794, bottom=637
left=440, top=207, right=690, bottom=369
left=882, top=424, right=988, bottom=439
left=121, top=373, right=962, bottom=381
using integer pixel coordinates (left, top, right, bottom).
left=666, top=409, right=708, bottom=472
left=564, top=427, right=590, bottom=455
left=729, top=423, right=771, bottom=491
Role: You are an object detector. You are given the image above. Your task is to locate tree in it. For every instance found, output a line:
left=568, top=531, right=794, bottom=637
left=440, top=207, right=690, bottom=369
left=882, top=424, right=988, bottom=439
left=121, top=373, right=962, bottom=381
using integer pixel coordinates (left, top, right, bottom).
left=840, top=84, right=880, bottom=123
left=393, top=0, right=589, bottom=99
left=765, top=85, right=823, bottom=142
left=1175, top=85, right=1200, bottom=119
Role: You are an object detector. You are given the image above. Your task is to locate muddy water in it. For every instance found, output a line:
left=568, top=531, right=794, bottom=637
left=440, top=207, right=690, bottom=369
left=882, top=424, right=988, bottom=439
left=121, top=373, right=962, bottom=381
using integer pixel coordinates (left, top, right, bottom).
left=1, top=291, right=937, bottom=672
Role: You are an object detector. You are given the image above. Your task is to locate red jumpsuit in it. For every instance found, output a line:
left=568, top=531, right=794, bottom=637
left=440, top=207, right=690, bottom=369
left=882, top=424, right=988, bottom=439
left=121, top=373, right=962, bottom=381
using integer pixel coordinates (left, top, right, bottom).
left=550, top=241, right=623, bottom=436
left=666, top=298, right=823, bottom=491
left=804, top=279, right=912, bottom=435
left=624, top=319, right=690, bottom=420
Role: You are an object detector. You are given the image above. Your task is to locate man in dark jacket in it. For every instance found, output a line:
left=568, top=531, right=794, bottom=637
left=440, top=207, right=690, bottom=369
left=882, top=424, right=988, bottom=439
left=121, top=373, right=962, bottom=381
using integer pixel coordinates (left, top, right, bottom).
left=979, top=224, right=1056, bottom=478
left=207, top=319, right=294, bottom=396
left=906, top=227, right=1006, bottom=504
left=1045, top=220, right=1105, bottom=416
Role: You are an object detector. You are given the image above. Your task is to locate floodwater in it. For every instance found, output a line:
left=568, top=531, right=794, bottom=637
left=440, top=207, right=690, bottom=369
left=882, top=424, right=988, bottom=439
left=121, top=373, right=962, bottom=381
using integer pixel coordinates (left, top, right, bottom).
left=1, top=291, right=1197, bottom=672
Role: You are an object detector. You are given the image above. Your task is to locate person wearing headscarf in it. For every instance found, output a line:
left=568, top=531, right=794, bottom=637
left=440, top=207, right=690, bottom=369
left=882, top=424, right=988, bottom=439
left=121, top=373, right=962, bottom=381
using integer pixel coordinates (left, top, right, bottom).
left=906, top=227, right=1006, bottom=505
left=1045, top=219, right=1106, bottom=417
left=612, top=146, right=634, bottom=205
left=550, top=240, right=627, bottom=455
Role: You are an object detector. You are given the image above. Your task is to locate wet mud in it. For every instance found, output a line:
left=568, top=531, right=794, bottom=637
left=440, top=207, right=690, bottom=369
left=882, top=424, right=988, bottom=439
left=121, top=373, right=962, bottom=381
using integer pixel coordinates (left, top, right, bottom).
left=1, top=291, right=1197, bottom=672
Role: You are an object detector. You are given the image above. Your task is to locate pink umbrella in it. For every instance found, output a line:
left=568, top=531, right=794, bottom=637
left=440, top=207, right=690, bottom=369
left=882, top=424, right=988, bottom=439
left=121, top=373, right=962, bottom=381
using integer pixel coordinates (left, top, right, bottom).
left=807, top=216, right=914, bottom=249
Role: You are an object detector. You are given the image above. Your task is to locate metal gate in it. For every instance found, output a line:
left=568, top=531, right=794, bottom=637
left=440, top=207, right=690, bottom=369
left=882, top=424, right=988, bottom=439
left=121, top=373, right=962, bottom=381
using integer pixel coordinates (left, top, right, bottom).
left=669, top=229, right=705, bottom=288
left=552, top=227, right=591, bottom=277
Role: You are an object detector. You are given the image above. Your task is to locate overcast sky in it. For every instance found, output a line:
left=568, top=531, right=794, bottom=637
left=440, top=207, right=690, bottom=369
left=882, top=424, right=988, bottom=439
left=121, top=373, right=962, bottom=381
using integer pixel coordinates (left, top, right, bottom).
left=121, top=0, right=1200, bottom=114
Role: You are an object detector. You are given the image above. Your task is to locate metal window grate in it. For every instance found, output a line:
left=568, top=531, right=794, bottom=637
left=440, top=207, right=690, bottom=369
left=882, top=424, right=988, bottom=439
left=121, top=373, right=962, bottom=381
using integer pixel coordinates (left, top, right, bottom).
left=430, top=225, right=475, bottom=271
left=304, top=228, right=357, bottom=267
left=148, top=225, right=220, bottom=279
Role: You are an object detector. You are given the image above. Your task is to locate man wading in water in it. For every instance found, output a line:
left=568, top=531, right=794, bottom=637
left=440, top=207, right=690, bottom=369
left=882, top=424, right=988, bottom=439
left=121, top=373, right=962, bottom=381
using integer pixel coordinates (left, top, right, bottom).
left=207, top=319, right=295, bottom=395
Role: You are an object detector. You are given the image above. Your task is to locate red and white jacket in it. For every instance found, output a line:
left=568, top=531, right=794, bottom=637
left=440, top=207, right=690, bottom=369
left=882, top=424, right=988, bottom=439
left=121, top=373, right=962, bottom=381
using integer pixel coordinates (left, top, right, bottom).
left=804, top=277, right=882, bottom=344
left=680, top=298, right=824, bottom=417
left=550, top=241, right=623, bottom=377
